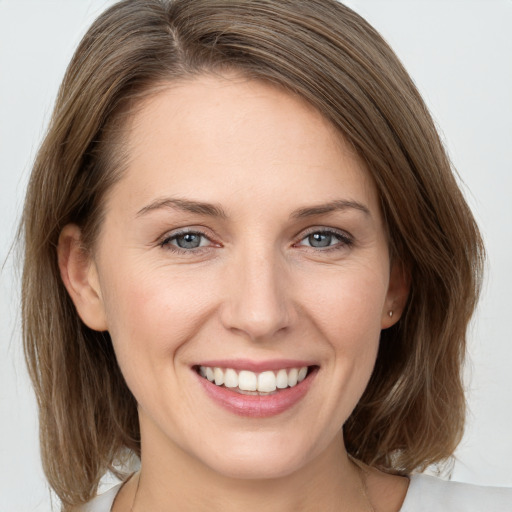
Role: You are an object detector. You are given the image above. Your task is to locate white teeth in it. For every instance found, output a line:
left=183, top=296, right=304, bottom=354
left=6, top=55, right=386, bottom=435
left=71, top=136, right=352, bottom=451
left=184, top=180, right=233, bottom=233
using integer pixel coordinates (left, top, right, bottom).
left=198, top=365, right=310, bottom=392
left=238, top=370, right=257, bottom=391
left=276, top=369, right=288, bottom=389
left=288, top=368, right=298, bottom=387
left=224, top=368, right=238, bottom=388
left=258, top=371, right=277, bottom=393
left=214, top=367, right=224, bottom=386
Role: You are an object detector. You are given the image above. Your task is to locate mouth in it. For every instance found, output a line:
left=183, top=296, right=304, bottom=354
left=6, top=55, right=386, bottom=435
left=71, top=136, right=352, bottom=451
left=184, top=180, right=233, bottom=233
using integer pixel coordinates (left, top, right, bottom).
left=192, top=361, right=320, bottom=418
left=194, top=365, right=316, bottom=396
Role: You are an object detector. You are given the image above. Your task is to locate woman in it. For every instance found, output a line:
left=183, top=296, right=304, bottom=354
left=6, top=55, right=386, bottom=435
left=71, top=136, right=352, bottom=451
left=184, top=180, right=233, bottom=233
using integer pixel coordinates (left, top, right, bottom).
left=20, top=0, right=511, bottom=511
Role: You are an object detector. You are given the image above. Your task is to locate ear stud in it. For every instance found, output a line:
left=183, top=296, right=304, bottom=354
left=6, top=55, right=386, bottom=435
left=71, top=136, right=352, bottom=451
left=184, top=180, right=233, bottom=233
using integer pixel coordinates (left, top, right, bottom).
left=388, top=310, right=393, bottom=318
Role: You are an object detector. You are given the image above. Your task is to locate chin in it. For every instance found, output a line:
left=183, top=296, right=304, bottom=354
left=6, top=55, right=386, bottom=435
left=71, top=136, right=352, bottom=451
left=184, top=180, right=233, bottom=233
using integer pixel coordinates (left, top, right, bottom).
left=205, top=450, right=308, bottom=481
left=190, top=430, right=324, bottom=481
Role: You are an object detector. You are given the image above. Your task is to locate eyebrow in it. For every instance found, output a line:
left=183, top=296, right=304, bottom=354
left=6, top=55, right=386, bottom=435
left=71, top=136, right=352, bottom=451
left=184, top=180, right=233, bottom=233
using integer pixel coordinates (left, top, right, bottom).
left=136, top=197, right=370, bottom=219
left=136, top=197, right=228, bottom=218
left=290, top=199, right=370, bottom=219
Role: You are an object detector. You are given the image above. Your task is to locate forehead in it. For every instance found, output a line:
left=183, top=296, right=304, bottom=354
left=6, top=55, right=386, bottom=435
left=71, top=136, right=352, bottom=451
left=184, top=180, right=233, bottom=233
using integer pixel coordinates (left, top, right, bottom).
left=111, top=73, right=379, bottom=218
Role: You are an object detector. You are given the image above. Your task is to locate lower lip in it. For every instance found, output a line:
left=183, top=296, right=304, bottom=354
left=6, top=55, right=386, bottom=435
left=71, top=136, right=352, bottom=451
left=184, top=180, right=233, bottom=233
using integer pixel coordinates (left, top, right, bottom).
left=195, top=368, right=318, bottom=418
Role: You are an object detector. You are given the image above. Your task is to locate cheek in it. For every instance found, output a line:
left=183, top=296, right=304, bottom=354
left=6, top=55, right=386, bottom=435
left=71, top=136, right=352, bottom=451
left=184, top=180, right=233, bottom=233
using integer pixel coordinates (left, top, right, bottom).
left=299, top=261, right=389, bottom=349
left=98, top=263, right=220, bottom=418
left=99, top=260, right=217, bottom=373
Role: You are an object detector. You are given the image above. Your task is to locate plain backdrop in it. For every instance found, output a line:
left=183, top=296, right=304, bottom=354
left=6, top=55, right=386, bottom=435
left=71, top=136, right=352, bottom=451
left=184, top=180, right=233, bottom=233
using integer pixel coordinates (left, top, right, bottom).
left=1, top=1, right=511, bottom=510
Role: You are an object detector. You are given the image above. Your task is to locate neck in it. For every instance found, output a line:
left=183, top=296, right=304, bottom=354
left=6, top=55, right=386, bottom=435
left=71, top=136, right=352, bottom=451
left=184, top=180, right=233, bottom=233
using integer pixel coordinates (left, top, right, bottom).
left=131, top=420, right=368, bottom=512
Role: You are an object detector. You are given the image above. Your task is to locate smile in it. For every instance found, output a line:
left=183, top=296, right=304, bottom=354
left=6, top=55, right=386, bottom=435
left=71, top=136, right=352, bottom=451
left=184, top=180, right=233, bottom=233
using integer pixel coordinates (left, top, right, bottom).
left=198, top=365, right=309, bottom=394
left=194, top=363, right=318, bottom=417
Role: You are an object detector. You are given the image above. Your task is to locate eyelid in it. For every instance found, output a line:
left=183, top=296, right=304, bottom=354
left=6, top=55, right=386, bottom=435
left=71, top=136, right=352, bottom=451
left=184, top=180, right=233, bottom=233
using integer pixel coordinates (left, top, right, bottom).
left=158, top=227, right=218, bottom=252
left=156, top=225, right=353, bottom=253
left=294, top=227, right=354, bottom=248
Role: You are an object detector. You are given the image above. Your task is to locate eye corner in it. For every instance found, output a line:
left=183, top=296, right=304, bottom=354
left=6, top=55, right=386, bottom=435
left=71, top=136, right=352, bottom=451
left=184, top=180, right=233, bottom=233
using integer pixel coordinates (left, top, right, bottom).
left=294, top=227, right=354, bottom=251
left=158, top=228, right=221, bottom=253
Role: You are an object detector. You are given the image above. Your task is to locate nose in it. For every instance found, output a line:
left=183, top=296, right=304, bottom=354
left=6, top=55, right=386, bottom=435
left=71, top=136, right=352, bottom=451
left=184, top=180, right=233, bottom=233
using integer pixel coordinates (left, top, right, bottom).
left=219, top=246, right=295, bottom=342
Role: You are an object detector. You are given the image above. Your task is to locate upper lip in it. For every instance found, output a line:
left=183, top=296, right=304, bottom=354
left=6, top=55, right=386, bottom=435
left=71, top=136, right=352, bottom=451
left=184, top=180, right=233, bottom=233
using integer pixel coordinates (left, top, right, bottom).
left=194, top=358, right=317, bottom=372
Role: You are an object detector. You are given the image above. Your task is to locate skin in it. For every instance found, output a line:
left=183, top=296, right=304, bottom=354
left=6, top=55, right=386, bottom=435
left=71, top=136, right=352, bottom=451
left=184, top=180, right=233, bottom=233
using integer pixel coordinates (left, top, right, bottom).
left=59, top=74, right=409, bottom=511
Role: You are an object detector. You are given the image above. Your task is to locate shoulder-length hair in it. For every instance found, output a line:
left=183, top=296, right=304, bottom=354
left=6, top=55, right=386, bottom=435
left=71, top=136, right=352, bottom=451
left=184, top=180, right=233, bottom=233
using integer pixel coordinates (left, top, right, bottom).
left=21, top=0, right=484, bottom=508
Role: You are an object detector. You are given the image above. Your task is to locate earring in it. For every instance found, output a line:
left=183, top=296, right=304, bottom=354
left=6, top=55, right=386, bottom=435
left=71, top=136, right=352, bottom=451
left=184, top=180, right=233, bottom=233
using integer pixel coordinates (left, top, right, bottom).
left=388, top=310, right=393, bottom=318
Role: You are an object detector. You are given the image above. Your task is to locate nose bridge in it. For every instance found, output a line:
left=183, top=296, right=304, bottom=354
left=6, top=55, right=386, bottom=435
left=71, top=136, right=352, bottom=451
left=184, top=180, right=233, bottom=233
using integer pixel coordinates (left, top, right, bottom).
left=220, top=240, right=292, bottom=340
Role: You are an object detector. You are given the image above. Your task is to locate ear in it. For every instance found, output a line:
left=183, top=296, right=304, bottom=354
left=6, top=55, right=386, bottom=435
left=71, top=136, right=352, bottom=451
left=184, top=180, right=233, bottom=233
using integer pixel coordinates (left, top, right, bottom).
left=57, top=224, right=108, bottom=331
left=381, top=260, right=410, bottom=329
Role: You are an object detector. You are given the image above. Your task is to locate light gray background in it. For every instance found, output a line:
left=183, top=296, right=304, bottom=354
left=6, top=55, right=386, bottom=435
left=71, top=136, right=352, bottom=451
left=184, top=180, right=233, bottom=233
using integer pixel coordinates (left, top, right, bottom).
left=1, top=1, right=511, bottom=510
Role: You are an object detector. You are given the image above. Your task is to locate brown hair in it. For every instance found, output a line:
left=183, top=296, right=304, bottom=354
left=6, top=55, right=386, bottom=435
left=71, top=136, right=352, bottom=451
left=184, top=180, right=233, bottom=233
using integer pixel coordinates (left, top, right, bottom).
left=21, top=0, right=484, bottom=508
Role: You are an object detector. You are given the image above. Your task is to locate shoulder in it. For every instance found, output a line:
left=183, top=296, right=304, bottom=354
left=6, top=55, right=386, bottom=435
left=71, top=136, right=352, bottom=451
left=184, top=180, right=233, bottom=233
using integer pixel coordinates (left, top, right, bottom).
left=78, top=483, right=122, bottom=512
left=400, top=474, right=512, bottom=512
left=72, top=475, right=512, bottom=512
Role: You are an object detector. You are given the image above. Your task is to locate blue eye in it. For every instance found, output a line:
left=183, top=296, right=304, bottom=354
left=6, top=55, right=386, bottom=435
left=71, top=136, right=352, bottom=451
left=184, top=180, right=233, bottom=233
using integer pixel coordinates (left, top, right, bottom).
left=161, top=231, right=211, bottom=251
left=307, top=232, right=335, bottom=248
left=298, top=230, right=352, bottom=249
left=174, top=232, right=204, bottom=249
left=159, top=228, right=350, bottom=254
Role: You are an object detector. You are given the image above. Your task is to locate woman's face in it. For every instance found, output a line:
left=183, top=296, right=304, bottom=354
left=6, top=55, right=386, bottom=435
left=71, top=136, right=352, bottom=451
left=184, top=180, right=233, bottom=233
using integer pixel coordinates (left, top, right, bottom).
left=71, top=74, right=406, bottom=479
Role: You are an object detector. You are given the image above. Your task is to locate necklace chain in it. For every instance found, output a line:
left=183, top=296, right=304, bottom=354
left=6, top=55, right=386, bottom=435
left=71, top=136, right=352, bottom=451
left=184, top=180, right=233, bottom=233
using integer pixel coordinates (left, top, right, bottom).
left=349, top=455, right=376, bottom=512
left=129, top=471, right=140, bottom=512
left=129, top=459, right=375, bottom=512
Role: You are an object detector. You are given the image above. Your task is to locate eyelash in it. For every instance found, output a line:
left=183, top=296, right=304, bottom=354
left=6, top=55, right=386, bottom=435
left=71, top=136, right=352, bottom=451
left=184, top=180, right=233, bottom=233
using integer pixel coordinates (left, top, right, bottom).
left=295, top=228, right=353, bottom=252
left=159, top=229, right=214, bottom=253
left=159, top=228, right=353, bottom=254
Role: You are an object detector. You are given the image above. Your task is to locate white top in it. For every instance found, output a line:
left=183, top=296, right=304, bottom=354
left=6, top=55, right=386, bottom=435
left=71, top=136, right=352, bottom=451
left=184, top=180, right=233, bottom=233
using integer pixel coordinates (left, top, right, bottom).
left=80, top=474, right=512, bottom=511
